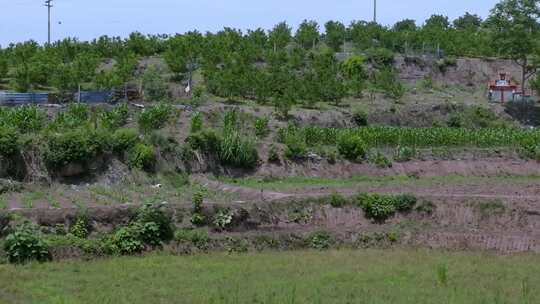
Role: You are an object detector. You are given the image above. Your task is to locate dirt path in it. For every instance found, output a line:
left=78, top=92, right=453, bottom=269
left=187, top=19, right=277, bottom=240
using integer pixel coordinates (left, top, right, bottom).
left=194, top=175, right=540, bottom=204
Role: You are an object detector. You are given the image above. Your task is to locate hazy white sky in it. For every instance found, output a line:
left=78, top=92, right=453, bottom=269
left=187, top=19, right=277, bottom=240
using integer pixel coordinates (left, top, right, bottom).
left=0, top=0, right=500, bottom=46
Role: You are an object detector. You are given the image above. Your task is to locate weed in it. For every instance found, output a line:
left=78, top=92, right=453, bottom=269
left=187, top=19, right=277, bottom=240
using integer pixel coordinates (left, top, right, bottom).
left=309, top=231, right=332, bottom=250
left=127, top=143, right=156, bottom=171
left=190, top=112, right=203, bottom=133
left=255, top=117, right=270, bottom=138
left=476, top=200, right=506, bottom=218
left=436, top=263, right=449, bottom=286
left=329, top=192, right=348, bottom=208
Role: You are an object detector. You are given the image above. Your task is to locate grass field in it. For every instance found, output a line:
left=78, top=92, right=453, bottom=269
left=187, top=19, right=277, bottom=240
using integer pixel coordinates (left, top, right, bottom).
left=220, top=175, right=540, bottom=191
left=1, top=249, right=539, bottom=304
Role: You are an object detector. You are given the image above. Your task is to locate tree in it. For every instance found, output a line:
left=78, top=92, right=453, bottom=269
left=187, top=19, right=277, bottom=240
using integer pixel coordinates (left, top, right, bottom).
left=487, top=0, right=540, bottom=94
left=164, top=31, right=204, bottom=87
left=341, top=55, right=368, bottom=97
left=295, top=20, right=320, bottom=49
left=324, top=21, right=346, bottom=52
left=453, top=12, right=482, bottom=30
left=9, top=41, right=41, bottom=92
left=393, top=19, right=417, bottom=32
left=268, top=22, right=292, bottom=51
left=0, top=51, right=8, bottom=80
left=142, top=66, right=168, bottom=101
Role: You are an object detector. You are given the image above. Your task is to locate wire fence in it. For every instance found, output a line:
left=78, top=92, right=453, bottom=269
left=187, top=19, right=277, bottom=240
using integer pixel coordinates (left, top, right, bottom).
left=0, top=90, right=140, bottom=106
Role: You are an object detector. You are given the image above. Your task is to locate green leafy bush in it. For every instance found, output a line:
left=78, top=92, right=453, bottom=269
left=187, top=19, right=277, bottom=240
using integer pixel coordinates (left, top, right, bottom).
left=219, top=132, right=259, bottom=169
left=191, top=187, right=206, bottom=226
left=395, top=146, right=416, bottom=162
left=186, top=129, right=222, bottom=154
left=44, top=128, right=110, bottom=170
left=366, top=47, right=395, bottom=67
left=213, top=209, right=234, bottom=230
left=369, top=151, right=392, bottom=168
left=3, top=223, right=50, bottom=264
left=100, top=103, right=129, bottom=130
left=174, top=229, right=210, bottom=250
left=110, top=226, right=145, bottom=255
left=135, top=202, right=174, bottom=243
left=0, top=127, right=19, bottom=157
left=0, top=106, right=46, bottom=133
left=394, top=194, right=417, bottom=212
left=358, top=193, right=418, bottom=221
left=309, top=231, right=332, bottom=250
left=374, top=68, right=405, bottom=100
left=70, top=216, right=90, bottom=239
left=111, top=128, right=139, bottom=154
left=352, top=109, right=369, bottom=126
left=138, top=103, right=173, bottom=133
left=358, top=194, right=397, bottom=221
left=329, top=192, right=348, bottom=208
left=127, top=143, right=156, bottom=171
left=337, top=133, right=367, bottom=161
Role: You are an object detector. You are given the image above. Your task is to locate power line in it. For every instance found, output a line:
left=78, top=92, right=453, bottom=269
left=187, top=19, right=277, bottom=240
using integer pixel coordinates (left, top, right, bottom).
left=44, top=0, right=53, bottom=44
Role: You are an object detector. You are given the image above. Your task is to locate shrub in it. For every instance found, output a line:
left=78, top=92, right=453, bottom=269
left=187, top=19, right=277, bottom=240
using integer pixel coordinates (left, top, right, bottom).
left=352, top=109, right=369, bottom=126
left=329, top=192, right=348, bottom=208
left=219, top=132, right=259, bottom=169
left=395, top=146, right=416, bottom=162
left=280, top=127, right=307, bottom=159
left=135, top=202, right=174, bottom=243
left=100, top=103, right=129, bottom=130
left=337, top=133, right=367, bottom=161
left=110, top=226, right=145, bottom=255
left=394, top=194, right=417, bottom=212
left=268, top=145, right=280, bottom=163
left=366, top=47, right=395, bottom=67
left=44, top=128, right=110, bottom=170
left=255, top=117, right=270, bottom=138
left=374, top=68, right=405, bottom=100
left=309, top=231, right=332, bottom=250
left=174, top=229, right=210, bottom=250
left=138, top=103, right=173, bottom=133
left=127, top=143, right=156, bottom=171
left=369, top=151, right=392, bottom=168
left=190, top=112, right=203, bottom=133
left=0, top=127, right=19, bottom=157
left=416, top=200, right=436, bottom=214
left=186, top=129, right=222, bottom=154
left=358, top=194, right=397, bottom=221
left=3, top=223, right=50, bottom=264
left=70, top=216, right=90, bottom=239
left=2, top=106, right=47, bottom=133
left=213, top=209, right=234, bottom=230
left=358, top=193, right=418, bottom=221
left=191, top=187, right=206, bottom=226
left=111, top=128, right=139, bottom=154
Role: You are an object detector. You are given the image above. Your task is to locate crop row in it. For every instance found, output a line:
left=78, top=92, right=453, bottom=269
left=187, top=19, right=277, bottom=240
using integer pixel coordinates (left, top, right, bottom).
left=278, top=125, right=540, bottom=148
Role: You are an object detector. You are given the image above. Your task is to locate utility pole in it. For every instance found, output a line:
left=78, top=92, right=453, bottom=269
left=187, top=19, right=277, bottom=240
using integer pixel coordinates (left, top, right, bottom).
left=373, top=0, right=377, bottom=23
left=45, top=0, right=53, bottom=45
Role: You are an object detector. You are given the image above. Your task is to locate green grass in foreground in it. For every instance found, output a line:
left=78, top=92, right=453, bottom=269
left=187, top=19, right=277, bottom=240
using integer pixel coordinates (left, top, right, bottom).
left=0, top=249, right=539, bottom=304
left=220, top=174, right=540, bottom=191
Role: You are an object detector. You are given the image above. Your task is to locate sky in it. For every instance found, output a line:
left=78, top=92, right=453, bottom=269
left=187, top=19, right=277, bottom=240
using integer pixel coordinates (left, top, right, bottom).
left=0, top=0, right=500, bottom=46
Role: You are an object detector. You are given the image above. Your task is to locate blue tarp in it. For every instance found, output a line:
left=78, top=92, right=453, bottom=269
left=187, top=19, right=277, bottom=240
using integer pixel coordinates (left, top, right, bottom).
left=0, top=92, right=49, bottom=105
left=77, top=91, right=114, bottom=104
